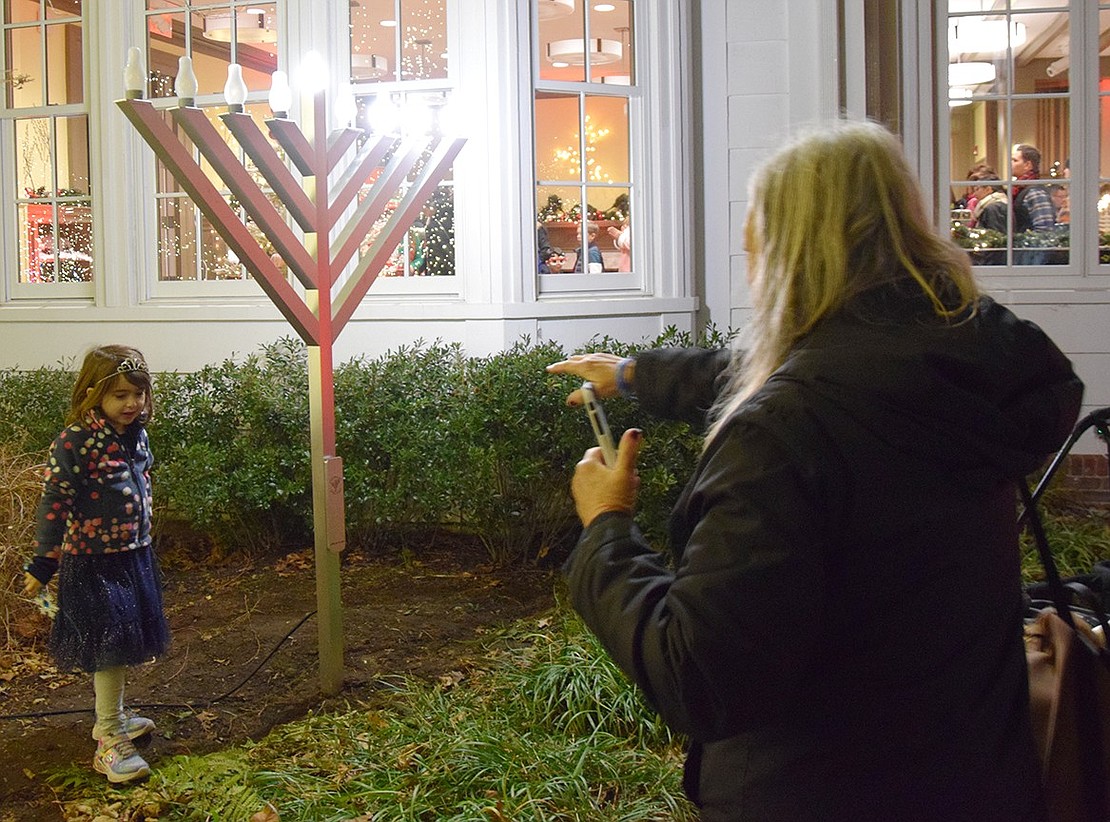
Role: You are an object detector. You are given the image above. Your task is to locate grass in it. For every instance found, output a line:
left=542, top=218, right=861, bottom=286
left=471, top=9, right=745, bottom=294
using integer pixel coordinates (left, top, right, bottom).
left=4, top=440, right=1106, bottom=821
left=1020, top=488, right=1110, bottom=583
left=45, top=606, right=697, bottom=822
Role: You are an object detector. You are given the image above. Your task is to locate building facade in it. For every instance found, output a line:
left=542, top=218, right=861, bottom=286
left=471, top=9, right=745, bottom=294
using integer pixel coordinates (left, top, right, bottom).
left=1, top=0, right=1107, bottom=454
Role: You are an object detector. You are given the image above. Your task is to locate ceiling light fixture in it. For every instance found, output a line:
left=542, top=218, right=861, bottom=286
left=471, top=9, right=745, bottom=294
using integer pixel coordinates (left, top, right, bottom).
left=547, top=37, right=622, bottom=66
left=202, top=9, right=277, bottom=44
left=948, top=17, right=1026, bottom=55
left=948, top=86, right=974, bottom=108
left=538, top=0, right=574, bottom=19
left=352, top=53, right=389, bottom=78
left=948, top=61, right=996, bottom=87
left=595, top=3, right=616, bottom=11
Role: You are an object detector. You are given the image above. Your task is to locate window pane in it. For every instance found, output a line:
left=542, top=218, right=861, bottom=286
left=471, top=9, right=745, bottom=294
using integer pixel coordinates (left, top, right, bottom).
left=538, top=0, right=586, bottom=83
left=192, top=10, right=231, bottom=97
left=536, top=185, right=582, bottom=273
left=535, top=91, right=580, bottom=183
left=16, top=117, right=52, bottom=196
left=56, top=114, right=90, bottom=194
left=5, top=25, right=43, bottom=107
left=200, top=203, right=248, bottom=280
left=352, top=0, right=446, bottom=84
left=17, top=200, right=92, bottom=283
left=583, top=94, right=629, bottom=182
left=1011, top=0, right=1067, bottom=8
left=1101, top=5, right=1110, bottom=265
left=44, top=0, right=79, bottom=21
left=352, top=0, right=397, bottom=83
left=412, top=183, right=454, bottom=276
left=589, top=0, right=631, bottom=83
left=1100, top=9, right=1110, bottom=180
left=156, top=195, right=197, bottom=281
left=45, top=21, right=83, bottom=106
left=147, top=0, right=185, bottom=9
left=401, top=0, right=447, bottom=81
left=147, top=11, right=186, bottom=99
left=4, top=0, right=38, bottom=24
left=588, top=184, right=629, bottom=271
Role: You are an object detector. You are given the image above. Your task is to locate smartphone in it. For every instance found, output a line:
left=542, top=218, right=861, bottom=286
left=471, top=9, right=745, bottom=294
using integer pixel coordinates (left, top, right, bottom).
left=580, top=381, right=618, bottom=466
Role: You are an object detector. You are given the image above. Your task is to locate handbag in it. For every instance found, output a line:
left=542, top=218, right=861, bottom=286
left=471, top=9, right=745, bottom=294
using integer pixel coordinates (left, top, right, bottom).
left=1020, top=480, right=1110, bottom=822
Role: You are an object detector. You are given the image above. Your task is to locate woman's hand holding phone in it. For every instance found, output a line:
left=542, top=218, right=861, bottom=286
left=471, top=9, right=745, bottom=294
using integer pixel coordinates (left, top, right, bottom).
left=571, top=427, right=642, bottom=528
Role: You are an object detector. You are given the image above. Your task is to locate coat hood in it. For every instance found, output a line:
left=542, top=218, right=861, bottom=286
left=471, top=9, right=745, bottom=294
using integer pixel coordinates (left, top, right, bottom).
left=779, top=294, right=1083, bottom=480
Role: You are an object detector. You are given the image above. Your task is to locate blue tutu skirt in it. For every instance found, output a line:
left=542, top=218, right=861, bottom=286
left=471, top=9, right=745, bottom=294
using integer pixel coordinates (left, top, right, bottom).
left=51, top=546, right=171, bottom=673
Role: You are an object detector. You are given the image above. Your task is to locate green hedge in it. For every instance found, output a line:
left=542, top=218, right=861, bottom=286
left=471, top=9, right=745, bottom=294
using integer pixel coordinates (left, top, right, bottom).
left=0, top=331, right=721, bottom=563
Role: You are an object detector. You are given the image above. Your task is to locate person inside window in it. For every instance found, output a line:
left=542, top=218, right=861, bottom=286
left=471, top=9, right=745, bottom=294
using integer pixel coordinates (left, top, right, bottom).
left=1011, top=144, right=1055, bottom=233
left=573, top=222, right=603, bottom=272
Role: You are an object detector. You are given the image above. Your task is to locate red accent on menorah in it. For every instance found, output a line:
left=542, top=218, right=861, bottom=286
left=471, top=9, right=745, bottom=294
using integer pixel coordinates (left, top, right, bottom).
left=118, top=91, right=465, bottom=693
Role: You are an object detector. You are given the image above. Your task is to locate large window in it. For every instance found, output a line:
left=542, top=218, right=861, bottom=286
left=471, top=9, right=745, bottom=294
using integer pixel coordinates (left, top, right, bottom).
left=944, top=0, right=1108, bottom=274
left=350, top=0, right=454, bottom=279
left=144, top=1, right=280, bottom=283
left=533, top=0, right=636, bottom=285
left=3, top=0, right=91, bottom=290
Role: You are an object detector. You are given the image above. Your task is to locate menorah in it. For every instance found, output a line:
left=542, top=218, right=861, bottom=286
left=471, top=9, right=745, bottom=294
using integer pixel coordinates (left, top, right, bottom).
left=117, top=51, right=466, bottom=693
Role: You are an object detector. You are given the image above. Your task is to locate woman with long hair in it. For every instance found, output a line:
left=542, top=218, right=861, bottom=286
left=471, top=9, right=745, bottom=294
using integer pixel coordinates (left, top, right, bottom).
left=548, top=121, right=1082, bottom=820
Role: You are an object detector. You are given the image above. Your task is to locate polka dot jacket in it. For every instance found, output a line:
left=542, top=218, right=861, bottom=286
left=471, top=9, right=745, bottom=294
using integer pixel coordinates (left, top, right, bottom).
left=32, top=411, right=153, bottom=567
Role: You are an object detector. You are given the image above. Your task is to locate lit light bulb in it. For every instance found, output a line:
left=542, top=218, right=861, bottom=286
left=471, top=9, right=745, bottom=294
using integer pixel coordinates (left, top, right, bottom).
left=367, top=94, right=400, bottom=136
left=300, top=50, right=328, bottom=96
left=124, top=47, right=145, bottom=99
left=335, top=82, right=357, bottom=129
left=268, top=70, right=292, bottom=118
left=174, top=56, right=199, bottom=106
left=224, top=63, right=248, bottom=112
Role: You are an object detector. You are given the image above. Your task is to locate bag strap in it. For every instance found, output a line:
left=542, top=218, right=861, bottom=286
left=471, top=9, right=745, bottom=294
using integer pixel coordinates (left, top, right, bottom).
left=1018, top=479, right=1078, bottom=631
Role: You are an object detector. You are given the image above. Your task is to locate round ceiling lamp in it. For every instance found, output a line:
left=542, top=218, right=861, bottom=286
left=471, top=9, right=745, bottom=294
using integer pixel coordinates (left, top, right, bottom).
left=949, top=17, right=1027, bottom=55
left=202, top=9, right=277, bottom=44
left=352, top=53, right=389, bottom=79
left=949, top=87, right=974, bottom=108
left=948, top=61, right=996, bottom=87
left=547, top=38, right=622, bottom=65
left=539, top=0, right=574, bottom=20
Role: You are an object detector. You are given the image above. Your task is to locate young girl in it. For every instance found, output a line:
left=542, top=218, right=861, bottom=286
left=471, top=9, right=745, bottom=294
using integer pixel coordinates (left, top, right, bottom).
left=22, top=345, right=170, bottom=784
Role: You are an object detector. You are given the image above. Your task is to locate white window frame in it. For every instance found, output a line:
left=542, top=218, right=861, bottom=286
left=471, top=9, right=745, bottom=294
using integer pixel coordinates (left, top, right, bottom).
left=528, top=1, right=692, bottom=303
left=929, top=0, right=1110, bottom=298
left=1, top=0, right=94, bottom=301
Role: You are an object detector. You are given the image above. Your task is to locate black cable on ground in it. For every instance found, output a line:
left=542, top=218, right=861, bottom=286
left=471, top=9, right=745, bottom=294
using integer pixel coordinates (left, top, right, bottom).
left=0, top=610, right=317, bottom=721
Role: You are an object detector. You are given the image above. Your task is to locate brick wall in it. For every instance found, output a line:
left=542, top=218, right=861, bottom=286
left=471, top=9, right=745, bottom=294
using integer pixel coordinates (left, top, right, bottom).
left=1061, top=452, right=1110, bottom=503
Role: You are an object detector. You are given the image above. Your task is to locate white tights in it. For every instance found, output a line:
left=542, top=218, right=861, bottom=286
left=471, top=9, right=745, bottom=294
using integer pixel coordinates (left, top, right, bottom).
left=92, top=666, right=127, bottom=741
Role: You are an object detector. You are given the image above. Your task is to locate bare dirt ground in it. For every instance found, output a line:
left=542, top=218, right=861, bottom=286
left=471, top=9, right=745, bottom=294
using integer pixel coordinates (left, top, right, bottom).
left=0, top=540, right=559, bottom=822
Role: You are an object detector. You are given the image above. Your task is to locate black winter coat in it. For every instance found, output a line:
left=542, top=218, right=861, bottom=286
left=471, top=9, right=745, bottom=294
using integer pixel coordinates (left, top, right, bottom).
left=565, top=293, right=1083, bottom=821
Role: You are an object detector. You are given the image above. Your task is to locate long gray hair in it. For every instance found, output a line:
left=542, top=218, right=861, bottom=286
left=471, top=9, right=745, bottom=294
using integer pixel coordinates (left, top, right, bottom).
left=705, top=121, right=979, bottom=445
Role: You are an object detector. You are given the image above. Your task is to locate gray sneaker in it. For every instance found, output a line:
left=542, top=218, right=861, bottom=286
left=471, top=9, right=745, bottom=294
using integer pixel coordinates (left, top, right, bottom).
left=93, top=737, right=150, bottom=784
left=91, top=710, right=155, bottom=742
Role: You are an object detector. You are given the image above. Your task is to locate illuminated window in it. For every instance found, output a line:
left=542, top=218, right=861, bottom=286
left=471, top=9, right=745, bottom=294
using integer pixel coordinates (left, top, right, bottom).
left=350, top=0, right=454, bottom=278
left=3, top=0, right=91, bottom=289
left=144, top=1, right=280, bottom=282
left=534, top=0, right=635, bottom=281
left=943, top=0, right=1098, bottom=271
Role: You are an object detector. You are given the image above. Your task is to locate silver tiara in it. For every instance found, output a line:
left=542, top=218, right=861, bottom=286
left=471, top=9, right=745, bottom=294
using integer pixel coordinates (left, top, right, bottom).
left=95, top=356, right=148, bottom=385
